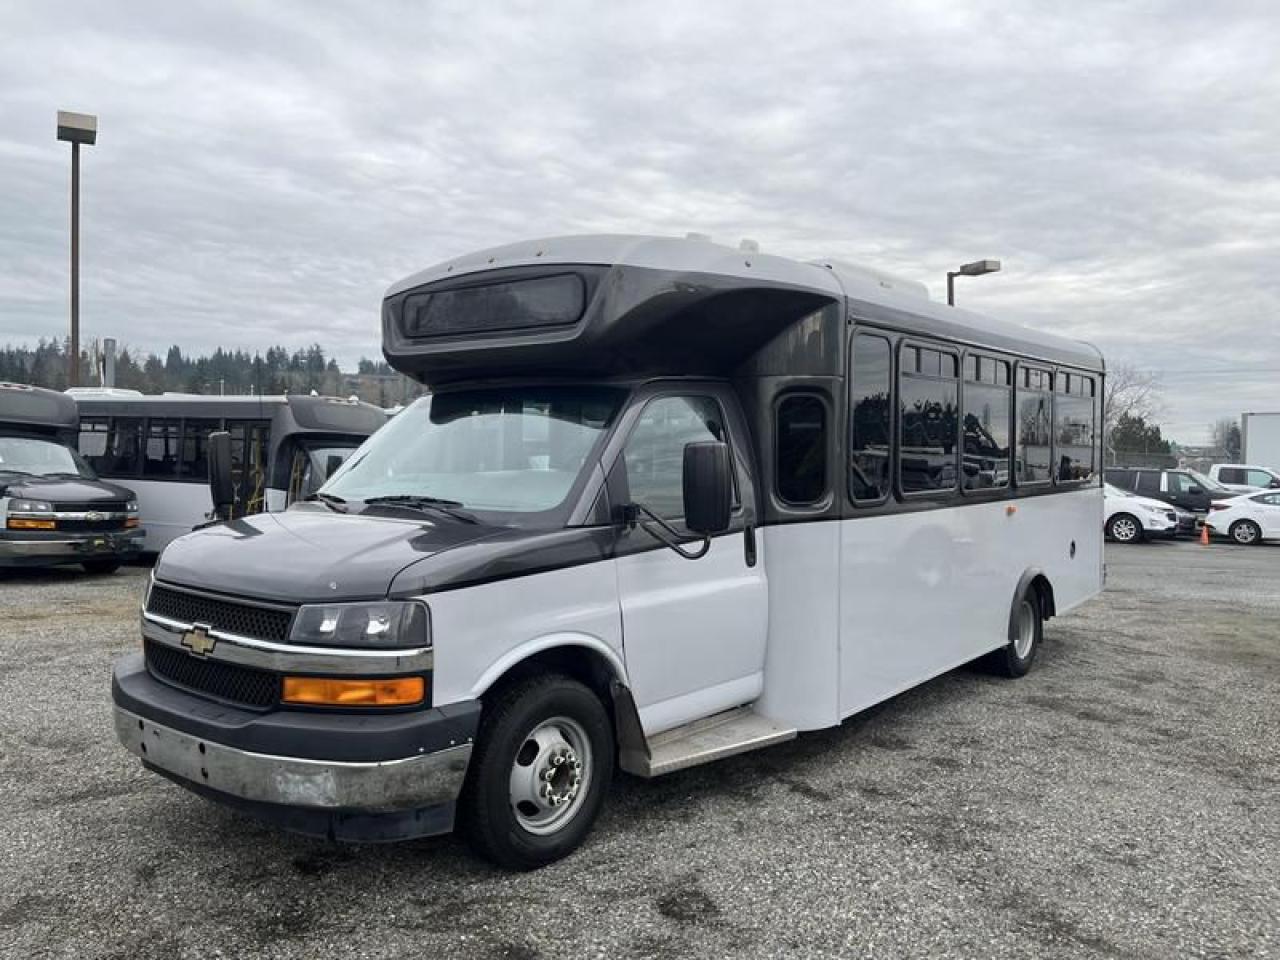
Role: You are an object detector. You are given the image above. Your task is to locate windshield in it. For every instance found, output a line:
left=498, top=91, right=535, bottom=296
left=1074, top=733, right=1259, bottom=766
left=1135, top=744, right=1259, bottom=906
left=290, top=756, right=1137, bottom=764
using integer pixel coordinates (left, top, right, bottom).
left=0, top=435, right=96, bottom=479
left=323, top=387, right=625, bottom=524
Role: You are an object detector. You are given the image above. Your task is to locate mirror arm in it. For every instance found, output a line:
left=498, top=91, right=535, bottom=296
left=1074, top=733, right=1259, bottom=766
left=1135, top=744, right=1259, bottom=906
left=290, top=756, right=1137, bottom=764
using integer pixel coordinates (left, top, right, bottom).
left=625, top=503, right=711, bottom=560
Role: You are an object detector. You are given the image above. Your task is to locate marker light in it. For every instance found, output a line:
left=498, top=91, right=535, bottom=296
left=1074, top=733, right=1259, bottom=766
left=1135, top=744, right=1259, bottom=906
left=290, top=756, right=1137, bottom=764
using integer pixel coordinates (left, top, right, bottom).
left=7, top=517, right=56, bottom=530
left=282, top=676, right=425, bottom=707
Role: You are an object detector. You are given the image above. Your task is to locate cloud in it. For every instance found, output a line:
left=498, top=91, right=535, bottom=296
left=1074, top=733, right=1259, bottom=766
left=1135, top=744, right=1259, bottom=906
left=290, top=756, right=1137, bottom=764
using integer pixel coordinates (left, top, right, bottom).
left=1, top=0, right=1277, bottom=441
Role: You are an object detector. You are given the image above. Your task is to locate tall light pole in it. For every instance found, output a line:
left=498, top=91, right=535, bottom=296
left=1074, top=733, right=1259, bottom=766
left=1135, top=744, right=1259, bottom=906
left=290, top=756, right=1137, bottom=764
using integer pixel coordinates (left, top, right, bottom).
left=946, top=259, right=1000, bottom=306
left=56, top=111, right=97, bottom=387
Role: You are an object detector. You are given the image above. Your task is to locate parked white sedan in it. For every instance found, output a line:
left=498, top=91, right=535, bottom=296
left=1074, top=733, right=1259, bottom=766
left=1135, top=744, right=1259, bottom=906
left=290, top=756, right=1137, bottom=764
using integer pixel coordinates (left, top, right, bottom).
left=1204, top=490, right=1280, bottom=545
left=1104, top=483, right=1179, bottom=543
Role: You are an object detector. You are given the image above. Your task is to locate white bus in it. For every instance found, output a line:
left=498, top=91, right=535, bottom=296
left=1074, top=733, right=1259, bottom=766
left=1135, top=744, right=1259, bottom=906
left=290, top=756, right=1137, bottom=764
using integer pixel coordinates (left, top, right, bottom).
left=112, top=235, right=1104, bottom=869
left=71, top=391, right=386, bottom=552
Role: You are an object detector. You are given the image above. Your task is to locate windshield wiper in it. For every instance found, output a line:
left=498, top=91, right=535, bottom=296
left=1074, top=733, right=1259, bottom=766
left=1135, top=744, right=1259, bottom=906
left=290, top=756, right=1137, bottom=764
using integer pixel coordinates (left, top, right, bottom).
left=304, top=492, right=349, bottom=514
left=362, top=495, right=479, bottom=524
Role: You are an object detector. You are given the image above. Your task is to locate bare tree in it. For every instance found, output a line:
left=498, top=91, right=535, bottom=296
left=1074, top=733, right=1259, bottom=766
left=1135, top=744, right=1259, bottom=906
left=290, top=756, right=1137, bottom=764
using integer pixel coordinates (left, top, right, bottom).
left=1103, top=363, right=1164, bottom=439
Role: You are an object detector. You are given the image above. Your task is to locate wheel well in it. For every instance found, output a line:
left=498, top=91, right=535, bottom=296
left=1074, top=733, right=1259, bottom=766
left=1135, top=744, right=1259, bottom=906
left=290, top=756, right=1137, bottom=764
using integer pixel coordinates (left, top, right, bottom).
left=1029, top=573, right=1056, bottom=620
left=479, top=645, right=619, bottom=713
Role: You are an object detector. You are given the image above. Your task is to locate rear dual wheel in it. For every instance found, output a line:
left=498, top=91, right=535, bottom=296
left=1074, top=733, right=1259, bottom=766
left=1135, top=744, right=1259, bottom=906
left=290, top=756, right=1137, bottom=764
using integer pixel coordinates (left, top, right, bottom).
left=459, top=673, right=614, bottom=870
left=988, top=585, right=1043, bottom=678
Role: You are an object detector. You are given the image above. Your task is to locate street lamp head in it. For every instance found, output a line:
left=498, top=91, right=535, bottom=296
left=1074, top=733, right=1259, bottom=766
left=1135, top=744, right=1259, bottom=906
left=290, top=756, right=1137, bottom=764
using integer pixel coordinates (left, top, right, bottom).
left=56, top=111, right=97, bottom=145
left=958, top=259, right=1000, bottom=277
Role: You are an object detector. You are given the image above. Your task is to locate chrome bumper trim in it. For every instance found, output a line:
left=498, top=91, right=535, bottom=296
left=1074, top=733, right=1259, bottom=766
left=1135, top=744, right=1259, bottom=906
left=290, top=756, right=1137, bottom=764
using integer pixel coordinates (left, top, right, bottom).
left=0, top=530, right=144, bottom=558
left=114, top=706, right=471, bottom=811
left=141, top=611, right=434, bottom=676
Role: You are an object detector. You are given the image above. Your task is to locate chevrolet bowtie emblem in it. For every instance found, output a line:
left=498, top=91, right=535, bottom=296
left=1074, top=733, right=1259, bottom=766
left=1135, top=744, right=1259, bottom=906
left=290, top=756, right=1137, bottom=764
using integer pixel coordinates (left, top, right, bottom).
left=85, top=511, right=102, bottom=522
left=181, top=624, right=217, bottom=657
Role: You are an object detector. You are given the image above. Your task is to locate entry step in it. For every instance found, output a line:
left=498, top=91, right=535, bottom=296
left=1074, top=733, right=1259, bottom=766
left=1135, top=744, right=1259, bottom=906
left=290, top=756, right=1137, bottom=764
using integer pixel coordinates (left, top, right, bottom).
left=640, top=706, right=796, bottom=777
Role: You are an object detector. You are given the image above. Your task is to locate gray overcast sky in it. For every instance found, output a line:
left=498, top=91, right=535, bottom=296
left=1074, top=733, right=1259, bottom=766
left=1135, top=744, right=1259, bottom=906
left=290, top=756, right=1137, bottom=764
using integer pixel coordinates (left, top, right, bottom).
left=2, top=1, right=1277, bottom=441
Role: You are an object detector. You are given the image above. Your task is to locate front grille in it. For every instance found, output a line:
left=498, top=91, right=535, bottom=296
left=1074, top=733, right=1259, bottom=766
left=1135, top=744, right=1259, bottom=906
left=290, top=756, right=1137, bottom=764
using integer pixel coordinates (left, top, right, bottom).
left=147, top=584, right=293, bottom=643
left=52, top=500, right=129, bottom=511
left=58, top=518, right=129, bottom=532
left=145, top=639, right=279, bottom=709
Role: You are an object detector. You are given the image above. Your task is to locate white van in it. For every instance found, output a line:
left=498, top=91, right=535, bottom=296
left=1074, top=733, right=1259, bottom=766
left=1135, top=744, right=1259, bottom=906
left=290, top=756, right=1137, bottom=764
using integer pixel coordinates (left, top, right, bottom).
left=111, top=235, right=1105, bottom=868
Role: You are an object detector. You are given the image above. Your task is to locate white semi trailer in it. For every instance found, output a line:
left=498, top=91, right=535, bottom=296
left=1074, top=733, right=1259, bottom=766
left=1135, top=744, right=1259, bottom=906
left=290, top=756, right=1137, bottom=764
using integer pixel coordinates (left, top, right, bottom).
left=1242, top=412, right=1280, bottom=470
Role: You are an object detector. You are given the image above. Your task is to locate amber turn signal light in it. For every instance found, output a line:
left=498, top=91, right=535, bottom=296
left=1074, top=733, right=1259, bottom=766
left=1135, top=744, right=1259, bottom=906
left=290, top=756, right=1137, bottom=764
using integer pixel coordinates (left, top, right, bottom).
left=124, top=516, right=140, bottom=528
left=282, top=676, right=425, bottom=707
left=7, top=518, right=56, bottom=530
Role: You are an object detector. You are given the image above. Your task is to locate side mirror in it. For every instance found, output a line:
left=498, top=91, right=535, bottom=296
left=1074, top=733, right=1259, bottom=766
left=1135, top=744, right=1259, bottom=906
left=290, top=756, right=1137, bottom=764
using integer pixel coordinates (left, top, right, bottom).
left=683, top=441, right=732, bottom=535
left=324, top=454, right=345, bottom=481
left=1270, top=478, right=1280, bottom=489
left=207, top=430, right=236, bottom=521
left=1187, top=485, right=1203, bottom=496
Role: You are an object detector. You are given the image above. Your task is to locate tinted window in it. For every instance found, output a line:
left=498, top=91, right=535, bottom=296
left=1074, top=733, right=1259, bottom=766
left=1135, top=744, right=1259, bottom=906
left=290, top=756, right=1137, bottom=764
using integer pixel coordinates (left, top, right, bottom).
left=900, top=346, right=958, bottom=495
left=87, top=417, right=142, bottom=477
left=1219, top=467, right=1244, bottom=484
left=776, top=394, right=827, bottom=505
left=1135, top=471, right=1161, bottom=494
left=623, top=396, right=726, bottom=522
left=1016, top=372, right=1052, bottom=485
left=179, top=419, right=221, bottom=482
left=402, top=273, right=587, bottom=338
left=1255, top=492, right=1280, bottom=506
left=1054, top=392, right=1095, bottom=483
left=78, top=417, right=109, bottom=459
left=143, top=419, right=181, bottom=478
left=849, top=334, right=892, bottom=502
left=227, top=420, right=271, bottom=513
left=1104, top=469, right=1132, bottom=489
left=1168, top=472, right=1202, bottom=495
left=962, top=377, right=1010, bottom=491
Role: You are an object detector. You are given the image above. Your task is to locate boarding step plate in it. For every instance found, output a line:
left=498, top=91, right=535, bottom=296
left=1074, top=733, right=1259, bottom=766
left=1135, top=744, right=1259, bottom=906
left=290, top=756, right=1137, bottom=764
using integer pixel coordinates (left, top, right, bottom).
left=640, top=706, right=796, bottom=777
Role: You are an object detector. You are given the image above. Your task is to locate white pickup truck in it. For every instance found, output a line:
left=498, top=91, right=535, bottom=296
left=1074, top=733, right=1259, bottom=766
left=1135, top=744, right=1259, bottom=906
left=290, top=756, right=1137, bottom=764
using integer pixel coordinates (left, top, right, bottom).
left=1208, top=464, right=1280, bottom=493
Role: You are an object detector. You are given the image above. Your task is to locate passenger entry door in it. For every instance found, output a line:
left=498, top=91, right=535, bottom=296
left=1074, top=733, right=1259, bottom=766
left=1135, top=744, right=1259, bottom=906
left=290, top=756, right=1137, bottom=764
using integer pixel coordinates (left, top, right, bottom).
left=610, top=391, right=768, bottom=736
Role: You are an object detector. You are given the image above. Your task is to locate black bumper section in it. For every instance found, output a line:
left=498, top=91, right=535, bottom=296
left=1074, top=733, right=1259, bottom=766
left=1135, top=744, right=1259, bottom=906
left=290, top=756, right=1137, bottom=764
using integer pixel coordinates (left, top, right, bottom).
left=112, top=653, right=482, bottom=763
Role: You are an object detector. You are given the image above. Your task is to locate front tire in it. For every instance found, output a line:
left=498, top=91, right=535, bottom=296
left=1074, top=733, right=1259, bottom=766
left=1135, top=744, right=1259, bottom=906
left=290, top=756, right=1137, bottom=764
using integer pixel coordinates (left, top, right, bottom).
left=82, top=558, right=122, bottom=575
left=988, top=586, right=1043, bottom=678
left=1107, top=513, right=1143, bottom=543
left=459, top=673, right=614, bottom=870
left=1230, top=519, right=1261, bottom=545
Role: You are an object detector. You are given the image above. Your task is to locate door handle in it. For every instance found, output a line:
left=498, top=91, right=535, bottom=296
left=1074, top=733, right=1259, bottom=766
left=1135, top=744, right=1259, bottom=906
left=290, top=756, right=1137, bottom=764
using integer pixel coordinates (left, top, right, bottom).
left=744, top=523, right=757, bottom=568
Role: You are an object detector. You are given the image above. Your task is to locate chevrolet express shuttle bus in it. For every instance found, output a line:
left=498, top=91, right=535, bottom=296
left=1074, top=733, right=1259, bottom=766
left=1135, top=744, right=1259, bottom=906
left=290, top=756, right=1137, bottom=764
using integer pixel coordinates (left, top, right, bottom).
left=1, top=382, right=143, bottom=571
left=111, top=235, right=1105, bottom=868
left=70, top=390, right=387, bottom=552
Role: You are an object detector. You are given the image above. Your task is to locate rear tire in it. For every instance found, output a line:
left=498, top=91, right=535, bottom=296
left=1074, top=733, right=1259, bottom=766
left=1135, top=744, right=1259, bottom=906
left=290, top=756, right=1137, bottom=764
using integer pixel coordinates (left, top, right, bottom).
left=988, top=586, right=1042, bottom=678
left=1230, top=520, right=1261, bottom=545
left=1106, top=513, right=1143, bottom=543
left=459, top=673, right=614, bottom=870
left=82, top=558, right=122, bottom=575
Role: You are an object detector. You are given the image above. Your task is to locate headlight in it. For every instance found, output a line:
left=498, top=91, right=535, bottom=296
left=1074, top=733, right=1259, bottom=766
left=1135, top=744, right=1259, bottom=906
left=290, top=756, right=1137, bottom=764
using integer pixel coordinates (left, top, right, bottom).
left=290, top=600, right=431, bottom=649
left=9, top=498, right=53, bottom=513
left=126, top=501, right=139, bottom=513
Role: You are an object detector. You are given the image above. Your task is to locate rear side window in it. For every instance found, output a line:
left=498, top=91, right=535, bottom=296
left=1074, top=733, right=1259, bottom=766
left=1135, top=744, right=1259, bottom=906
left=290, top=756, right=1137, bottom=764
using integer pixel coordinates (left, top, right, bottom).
left=849, top=333, right=892, bottom=502
left=87, top=417, right=143, bottom=477
left=1015, top=367, right=1052, bottom=485
left=775, top=394, right=827, bottom=506
left=900, top=343, right=959, bottom=495
left=1218, top=467, right=1244, bottom=484
left=1135, top=471, right=1161, bottom=494
left=143, top=419, right=180, bottom=478
left=1104, top=469, right=1132, bottom=489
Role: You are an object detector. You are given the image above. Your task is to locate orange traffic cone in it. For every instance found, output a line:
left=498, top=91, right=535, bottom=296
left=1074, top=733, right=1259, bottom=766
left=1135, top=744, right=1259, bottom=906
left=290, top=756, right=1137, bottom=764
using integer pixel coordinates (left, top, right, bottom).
left=1199, top=521, right=1210, bottom=546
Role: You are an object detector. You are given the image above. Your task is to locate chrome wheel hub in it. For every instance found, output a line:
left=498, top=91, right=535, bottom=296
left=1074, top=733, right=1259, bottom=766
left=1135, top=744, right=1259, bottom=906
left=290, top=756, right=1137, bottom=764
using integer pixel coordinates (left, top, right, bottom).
left=1113, top=517, right=1137, bottom=541
left=1014, top=599, right=1036, bottom=659
left=509, top=716, right=592, bottom=836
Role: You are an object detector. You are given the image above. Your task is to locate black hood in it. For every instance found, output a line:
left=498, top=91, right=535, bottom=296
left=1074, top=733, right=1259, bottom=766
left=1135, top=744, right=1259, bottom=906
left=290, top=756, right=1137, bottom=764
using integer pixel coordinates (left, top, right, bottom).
left=0, top=475, right=136, bottom=504
left=155, top=505, right=506, bottom=603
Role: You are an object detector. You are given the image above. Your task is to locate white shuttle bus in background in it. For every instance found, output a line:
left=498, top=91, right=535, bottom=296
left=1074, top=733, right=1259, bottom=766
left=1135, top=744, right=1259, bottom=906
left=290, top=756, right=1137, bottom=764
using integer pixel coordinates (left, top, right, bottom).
left=111, top=235, right=1105, bottom=869
left=69, top=391, right=387, bottom=552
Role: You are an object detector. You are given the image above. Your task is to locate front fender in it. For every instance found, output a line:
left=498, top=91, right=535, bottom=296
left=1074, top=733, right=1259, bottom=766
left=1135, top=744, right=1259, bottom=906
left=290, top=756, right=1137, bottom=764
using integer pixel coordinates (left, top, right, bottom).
left=468, top=632, right=629, bottom=700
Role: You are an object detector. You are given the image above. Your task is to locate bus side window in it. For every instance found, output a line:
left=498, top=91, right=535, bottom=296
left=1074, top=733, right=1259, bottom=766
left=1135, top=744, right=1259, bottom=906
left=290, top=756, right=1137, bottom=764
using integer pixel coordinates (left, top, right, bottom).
left=179, top=419, right=221, bottom=482
left=226, top=420, right=270, bottom=512
left=143, top=419, right=181, bottom=478
left=899, top=344, right=959, bottom=495
left=775, top=394, right=828, bottom=506
left=962, top=356, right=1011, bottom=491
left=1053, top=373, right=1096, bottom=483
left=849, top=333, right=892, bottom=503
left=79, top=417, right=110, bottom=466
left=94, top=418, right=143, bottom=478
left=1015, top=368, right=1052, bottom=485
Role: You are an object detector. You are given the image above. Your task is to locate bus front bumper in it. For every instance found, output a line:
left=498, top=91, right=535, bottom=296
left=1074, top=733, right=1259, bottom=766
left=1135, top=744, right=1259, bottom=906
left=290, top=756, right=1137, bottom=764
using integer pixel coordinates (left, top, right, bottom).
left=0, top=528, right=144, bottom=566
left=111, top=653, right=480, bottom=841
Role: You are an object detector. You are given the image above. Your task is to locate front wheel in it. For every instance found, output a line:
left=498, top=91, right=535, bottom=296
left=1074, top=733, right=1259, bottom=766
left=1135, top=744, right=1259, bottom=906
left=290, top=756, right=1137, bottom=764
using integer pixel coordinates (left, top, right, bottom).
left=1107, top=513, right=1142, bottom=543
left=1230, top=520, right=1261, bottom=545
left=459, top=673, right=614, bottom=870
left=82, top=558, right=122, bottom=575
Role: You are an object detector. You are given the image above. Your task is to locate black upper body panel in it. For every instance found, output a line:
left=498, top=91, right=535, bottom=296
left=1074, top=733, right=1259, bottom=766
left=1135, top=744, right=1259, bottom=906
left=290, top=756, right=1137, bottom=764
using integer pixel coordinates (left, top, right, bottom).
left=0, top=475, right=135, bottom=505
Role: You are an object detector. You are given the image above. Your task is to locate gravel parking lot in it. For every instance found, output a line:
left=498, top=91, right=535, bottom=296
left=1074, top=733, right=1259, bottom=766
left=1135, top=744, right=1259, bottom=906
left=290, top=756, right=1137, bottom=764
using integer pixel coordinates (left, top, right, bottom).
left=1, top=541, right=1277, bottom=959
